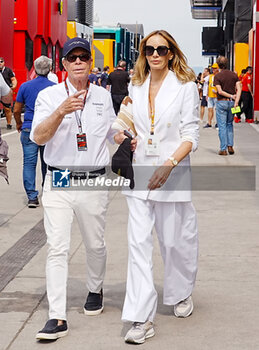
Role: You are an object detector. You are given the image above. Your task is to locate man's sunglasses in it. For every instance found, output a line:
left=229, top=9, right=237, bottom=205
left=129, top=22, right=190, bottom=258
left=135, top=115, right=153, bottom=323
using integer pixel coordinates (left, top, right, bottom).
left=144, top=46, right=170, bottom=57
left=66, top=53, right=91, bottom=63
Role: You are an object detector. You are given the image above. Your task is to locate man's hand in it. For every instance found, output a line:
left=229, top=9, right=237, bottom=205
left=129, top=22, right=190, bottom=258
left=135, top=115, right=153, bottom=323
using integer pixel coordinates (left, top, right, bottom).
left=114, top=130, right=137, bottom=151
left=16, top=122, right=23, bottom=133
left=130, top=138, right=137, bottom=152
left=13, top=101, right=23, bottom=132
left=58, top=90, right=86, bottom=116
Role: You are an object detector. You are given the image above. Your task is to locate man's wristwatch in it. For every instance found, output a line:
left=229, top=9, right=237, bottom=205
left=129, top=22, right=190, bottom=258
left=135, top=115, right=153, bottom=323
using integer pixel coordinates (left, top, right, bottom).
left=168, top=157, right=178, bottom=167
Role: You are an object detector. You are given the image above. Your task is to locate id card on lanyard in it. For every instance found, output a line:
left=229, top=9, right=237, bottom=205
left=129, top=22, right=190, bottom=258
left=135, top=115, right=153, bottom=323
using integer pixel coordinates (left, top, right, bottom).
left=145, top=92, right=160, bottom=156
left=64, top=79, right=89, bottom=151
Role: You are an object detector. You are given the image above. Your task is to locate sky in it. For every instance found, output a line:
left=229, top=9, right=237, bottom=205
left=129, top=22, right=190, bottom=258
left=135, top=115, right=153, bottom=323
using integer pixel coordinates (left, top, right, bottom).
left=93, top=0, right=216, bottom=73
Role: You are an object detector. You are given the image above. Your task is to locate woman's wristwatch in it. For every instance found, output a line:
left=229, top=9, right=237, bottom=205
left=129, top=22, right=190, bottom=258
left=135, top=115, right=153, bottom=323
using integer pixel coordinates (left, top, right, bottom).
left=168, top=157, right=178, bottom=167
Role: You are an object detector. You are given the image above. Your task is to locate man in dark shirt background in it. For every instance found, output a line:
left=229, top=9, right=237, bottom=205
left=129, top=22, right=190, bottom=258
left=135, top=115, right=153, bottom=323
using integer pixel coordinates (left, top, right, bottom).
left=0, top=57, right=17, bottom=129
left=88, top=67, right=99, bottom=85
left=106, top=60, right=130, bottom=114
left=214, top=56, right=242, bottom=156
left=99, top=66, right=110, bottom=88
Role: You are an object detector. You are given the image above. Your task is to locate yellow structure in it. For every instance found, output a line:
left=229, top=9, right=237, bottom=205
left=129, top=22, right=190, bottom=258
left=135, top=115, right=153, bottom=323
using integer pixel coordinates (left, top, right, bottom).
left=234, top=43, right=249, bottom=76
left=67, top=21, right=77, bottom=39
left=67, top=21, right=93, bottom=45
left=93, top=39, right=115, bottom=71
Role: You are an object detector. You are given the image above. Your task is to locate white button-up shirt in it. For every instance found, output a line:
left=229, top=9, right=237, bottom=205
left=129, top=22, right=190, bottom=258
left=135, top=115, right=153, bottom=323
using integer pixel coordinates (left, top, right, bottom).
left=30, top=78, right=116, bottom=169
left=0, top=73, right=10, bottom=98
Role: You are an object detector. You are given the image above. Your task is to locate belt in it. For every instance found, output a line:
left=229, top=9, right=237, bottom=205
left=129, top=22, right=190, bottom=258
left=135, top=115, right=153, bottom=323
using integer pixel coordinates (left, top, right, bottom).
left=217, top=98, right=233, bottom=101
left=48, top=166, right=105, bottom=179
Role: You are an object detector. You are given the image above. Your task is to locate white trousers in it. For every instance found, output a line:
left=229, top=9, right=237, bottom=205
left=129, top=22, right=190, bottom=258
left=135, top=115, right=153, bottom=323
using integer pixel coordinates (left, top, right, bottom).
left=42, top=173, right=109, bottom=320
left=122, top=196, right=198, bottom=323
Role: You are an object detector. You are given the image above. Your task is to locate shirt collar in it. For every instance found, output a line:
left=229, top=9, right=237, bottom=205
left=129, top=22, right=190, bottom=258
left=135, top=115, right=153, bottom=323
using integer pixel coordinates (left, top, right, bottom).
left=66, top=77, right=92, bottom=99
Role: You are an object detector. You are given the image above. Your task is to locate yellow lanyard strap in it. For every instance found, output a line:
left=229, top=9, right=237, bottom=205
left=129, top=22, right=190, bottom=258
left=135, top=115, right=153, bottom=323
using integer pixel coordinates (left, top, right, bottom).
left=149, top=93, right=155, bottom=135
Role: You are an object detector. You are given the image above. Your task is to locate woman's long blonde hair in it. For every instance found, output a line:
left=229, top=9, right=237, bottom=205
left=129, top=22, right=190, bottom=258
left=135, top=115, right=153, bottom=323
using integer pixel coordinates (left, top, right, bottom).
left=132, top=30, right=196, bottom=86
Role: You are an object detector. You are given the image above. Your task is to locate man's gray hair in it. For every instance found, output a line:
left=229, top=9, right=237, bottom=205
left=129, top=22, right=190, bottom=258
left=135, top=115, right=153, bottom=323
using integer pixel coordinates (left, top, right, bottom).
left=34, top=55, right=52, bottom=76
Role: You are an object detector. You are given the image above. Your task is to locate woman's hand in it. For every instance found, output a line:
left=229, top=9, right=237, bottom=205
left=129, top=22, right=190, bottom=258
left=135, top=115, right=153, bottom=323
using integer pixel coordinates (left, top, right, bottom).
left=114, top=130, right=126, bottom=144
left=148, top=159, right=173, bottom=190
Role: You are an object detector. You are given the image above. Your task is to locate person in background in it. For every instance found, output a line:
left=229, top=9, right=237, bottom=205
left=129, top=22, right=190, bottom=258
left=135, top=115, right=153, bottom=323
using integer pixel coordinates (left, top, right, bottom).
left=0, top=57, right=17, bottom=129
left=234, top=68, right=247, bottom=123
left=99, top=66, right=110, bottom=88
left=13, top=56, right=55, bottom=208
left=121, top=29, right=199, bottom=344
left=0, top=75, right=12, bottom=183
left=106, top=60, right=130, bottom=114
left=239, top=68, right=247, bottom=82
left=129, top=68, right=134, bottom=79
left=199, top=67, right=209, bottom=123
left=214, top=56, right=241, bottom=155
left=195, top=72, right=203, bottom=103
left=88, top=67, right=99, bottom=84
left=204, top=63, right=219, bottom=128
left=96, top=67, right=102, bottom=83
left=48, top=62, right=59, bottom=84
left=0, top=74, right=12, bottom=104
left=241, top=66, right=253, bottom=123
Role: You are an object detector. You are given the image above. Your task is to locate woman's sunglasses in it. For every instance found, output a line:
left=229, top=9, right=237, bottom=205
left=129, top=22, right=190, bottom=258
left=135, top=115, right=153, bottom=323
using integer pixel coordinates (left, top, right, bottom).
left=66, top=53, right=91, bottom=63
left=144, top=46, right=170, bottom=57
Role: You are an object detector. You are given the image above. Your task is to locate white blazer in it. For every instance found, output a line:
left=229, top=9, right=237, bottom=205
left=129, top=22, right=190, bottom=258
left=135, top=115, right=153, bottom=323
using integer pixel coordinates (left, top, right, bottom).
left=123, top=70, right=199, bottom=202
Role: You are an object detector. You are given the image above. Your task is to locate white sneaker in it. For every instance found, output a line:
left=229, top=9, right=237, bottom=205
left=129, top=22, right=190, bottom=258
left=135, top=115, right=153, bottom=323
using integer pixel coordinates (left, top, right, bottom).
left=174, top=295, right=194, bottom=318
left=124, top=321, right=155, bottom=344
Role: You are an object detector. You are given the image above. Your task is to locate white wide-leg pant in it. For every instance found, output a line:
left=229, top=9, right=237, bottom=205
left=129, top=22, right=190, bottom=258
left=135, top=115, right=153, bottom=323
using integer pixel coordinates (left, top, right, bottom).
left=42, top=174, right=109, bottom=320
left=122, top=196, right=198, bottom=323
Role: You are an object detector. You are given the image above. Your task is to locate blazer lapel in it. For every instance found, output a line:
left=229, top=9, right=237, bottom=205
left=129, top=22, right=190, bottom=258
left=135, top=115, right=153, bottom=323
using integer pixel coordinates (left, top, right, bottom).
left=154, top=71, right=183, bottom=124
left=133, top=74, right=151, bottom=132
left=133, top=71, right=183, bottom=132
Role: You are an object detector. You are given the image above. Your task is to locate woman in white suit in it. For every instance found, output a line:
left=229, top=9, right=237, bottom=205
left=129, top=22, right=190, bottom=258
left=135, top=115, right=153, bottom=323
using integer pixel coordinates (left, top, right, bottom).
left=122, top=30, right=200, bottom=344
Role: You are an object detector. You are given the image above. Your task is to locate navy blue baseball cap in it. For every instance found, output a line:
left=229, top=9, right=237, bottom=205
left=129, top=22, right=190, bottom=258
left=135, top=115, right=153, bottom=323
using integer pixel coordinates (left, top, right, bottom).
left=63, top=38, right=91, bottom=57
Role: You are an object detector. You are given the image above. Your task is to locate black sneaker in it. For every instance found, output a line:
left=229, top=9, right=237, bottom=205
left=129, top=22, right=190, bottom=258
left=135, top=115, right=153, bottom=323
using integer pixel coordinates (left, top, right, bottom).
left=6, top=124, right=12, bottom=130
left=84, top=289, right=103, bottom=316
left=36, top=319, right=68, bottom=340
left=203, top=123, right=212, bottom=128
left=28, top=198, right=39, bottom=208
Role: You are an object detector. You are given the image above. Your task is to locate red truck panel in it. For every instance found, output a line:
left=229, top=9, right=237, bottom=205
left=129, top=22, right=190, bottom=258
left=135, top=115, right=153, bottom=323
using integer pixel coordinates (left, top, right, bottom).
left=0, top=0, right=14, bottom=68
left=14, top=0, right=38, bottom=40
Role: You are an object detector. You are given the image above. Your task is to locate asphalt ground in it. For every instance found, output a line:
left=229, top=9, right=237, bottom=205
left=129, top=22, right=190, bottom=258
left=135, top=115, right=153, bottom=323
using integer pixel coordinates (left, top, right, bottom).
left=0, top=114, right=259, bottom=350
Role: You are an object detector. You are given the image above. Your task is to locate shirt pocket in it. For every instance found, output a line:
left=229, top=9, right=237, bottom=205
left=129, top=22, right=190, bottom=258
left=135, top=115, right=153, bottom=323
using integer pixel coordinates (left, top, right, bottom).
left=89, top=113, right=107, bottom=137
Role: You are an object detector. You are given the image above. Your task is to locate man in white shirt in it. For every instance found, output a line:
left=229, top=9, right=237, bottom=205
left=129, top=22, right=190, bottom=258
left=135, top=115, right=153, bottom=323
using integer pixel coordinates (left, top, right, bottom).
left=0, top=57, right=17, bottom=129
left=30, top=37, right=127, bottom=340
left=0, top=73, right=12, bottom=104
left=0, top=74, right=12, bottom=182
left=47, top=61, right=59, bottom=84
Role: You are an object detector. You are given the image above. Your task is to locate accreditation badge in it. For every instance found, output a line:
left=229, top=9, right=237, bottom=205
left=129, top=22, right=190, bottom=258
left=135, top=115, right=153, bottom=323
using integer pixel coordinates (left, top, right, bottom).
left=144, top=134, right=160, bottom=156
left=76, top=133, right=87, bottom=151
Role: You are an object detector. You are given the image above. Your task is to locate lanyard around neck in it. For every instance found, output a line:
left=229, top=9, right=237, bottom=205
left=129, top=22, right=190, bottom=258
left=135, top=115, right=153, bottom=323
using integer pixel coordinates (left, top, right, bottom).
left=148, top=91, right=155, bottom=135
left=64, top=79, right=89, bottom=133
